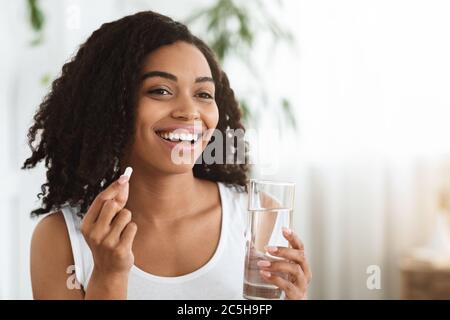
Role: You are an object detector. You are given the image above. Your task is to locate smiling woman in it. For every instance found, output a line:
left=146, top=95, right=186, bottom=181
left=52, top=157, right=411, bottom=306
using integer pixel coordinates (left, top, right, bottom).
left=21, top=10, right=311, bottom=300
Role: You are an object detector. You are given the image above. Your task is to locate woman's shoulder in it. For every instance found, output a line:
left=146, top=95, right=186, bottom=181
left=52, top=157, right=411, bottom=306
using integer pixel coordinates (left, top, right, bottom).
left=31, top=204, right=82, bottom=258
left=32, top=210, right=71, bottom=245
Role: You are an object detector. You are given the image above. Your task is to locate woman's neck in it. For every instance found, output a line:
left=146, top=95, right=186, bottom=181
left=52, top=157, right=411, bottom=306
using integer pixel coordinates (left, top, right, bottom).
left=123, top=166, right=205, bottom=226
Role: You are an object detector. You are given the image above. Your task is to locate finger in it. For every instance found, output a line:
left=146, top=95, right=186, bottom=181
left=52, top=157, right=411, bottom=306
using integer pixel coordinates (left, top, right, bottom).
left=298, top=256, right=312, bottom=284
left=113, top=170, right=131, bottom=207
left=82, top=167, right=133, bottom=227
left=265, top=245, right=304, bottom=262
left=259, top=271, right=303, bottom=300
left=257, top=260, right=307, bottom=288
left=96, top=186, right=130, bottom=226
left=90, top=197, right=129, bottom=240
left=265, top=246, right=312, bottom=284
left=89, top=199, right=120, bottom=236
left=102, top=209, right=132, bottom=247
left=282, top=227, right=304, bottom=251
left=118, top=222, right=138, bottom=251
left=96, top=174, right=130, bottom=221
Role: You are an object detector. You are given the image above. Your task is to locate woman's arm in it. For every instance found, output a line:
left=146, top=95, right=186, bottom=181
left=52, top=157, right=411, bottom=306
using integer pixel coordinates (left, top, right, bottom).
left=30, top=211, right=131, bottom=300
left=30, top=212, right=85, bottom=299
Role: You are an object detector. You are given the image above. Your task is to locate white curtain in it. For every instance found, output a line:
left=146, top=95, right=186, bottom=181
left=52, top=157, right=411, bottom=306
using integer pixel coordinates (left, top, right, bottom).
left=265, top=0, right=450, bottom=299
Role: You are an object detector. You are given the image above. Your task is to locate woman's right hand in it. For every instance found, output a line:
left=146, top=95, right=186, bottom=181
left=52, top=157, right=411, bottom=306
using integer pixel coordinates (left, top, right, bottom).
left=80, top=168, right=137, bottom=298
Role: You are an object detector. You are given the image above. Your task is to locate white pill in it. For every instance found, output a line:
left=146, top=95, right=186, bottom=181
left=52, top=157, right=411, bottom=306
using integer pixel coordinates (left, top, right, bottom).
left=123, top=166, right=133, bottom=178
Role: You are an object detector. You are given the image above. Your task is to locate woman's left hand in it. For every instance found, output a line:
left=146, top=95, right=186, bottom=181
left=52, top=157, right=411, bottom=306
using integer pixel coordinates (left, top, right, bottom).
left=257, top=227, right=312, bottom=300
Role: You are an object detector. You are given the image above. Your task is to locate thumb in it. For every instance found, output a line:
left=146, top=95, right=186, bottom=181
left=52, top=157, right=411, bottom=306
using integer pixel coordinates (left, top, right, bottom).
left=115, top=179, right=130, bottom=207
left=114, top=167, right=132, bottom=206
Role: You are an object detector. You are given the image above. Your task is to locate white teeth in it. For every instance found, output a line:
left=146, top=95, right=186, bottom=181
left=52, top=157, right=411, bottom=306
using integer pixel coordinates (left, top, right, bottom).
left=157, top=131, right=201, bottom=142
left=183, top=133, right=196, bottom=141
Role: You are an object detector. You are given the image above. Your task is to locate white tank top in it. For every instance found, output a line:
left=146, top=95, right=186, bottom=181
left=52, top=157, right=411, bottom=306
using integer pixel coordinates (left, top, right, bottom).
left=60, top=182, right=248, bottom=300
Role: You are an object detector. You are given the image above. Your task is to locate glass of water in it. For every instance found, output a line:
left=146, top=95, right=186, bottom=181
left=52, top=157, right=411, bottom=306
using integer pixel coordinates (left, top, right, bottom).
left=243, top=179, right=296, bottom=300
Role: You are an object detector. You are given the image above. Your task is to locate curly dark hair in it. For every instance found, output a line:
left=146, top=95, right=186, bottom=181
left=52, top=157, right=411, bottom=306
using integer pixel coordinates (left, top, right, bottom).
left=22, top=11, right=249, bottom=217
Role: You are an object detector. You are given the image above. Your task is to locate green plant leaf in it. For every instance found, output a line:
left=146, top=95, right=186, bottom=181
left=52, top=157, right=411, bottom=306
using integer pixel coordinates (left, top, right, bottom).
left=281, top=98, right=297, bottom=129
left=27, top=0, right=45, bottom=32
left=211, top=31, right=232, bottom=62
left=236, top=11, right=254, bottom=47
left=40, top=73, right=51, bottom=86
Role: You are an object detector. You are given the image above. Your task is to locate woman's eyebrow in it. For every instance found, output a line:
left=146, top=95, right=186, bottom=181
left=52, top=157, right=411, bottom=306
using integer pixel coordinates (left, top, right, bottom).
left=141, top=71, right=177, bottom=81
left=195, top=76, right=214, bottom=84
left=141, top=71, right=214, bottom=84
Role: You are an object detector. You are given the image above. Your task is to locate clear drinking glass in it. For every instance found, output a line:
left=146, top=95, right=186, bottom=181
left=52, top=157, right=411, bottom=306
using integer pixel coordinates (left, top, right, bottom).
left=243, top=179, right=295, bottom=300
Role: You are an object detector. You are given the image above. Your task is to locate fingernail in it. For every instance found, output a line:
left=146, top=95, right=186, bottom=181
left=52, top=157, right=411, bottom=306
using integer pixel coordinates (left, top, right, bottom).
left=260, top=270, right=271, bottom=278
left=265, top=246, right=278, bottom=253
left=118, top=167, right=133, bottom=184
left=282, top=227, right=292, bottom=235
left=257, top=260, right=271, bottom=267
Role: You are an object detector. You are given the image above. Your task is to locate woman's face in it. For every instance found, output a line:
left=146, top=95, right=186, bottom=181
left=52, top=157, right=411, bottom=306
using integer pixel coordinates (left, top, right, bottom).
left=130, top=41, right=219, bottom=174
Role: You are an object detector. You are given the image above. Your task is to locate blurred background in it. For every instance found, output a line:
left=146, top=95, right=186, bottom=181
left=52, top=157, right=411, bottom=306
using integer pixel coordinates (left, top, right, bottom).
left=2, top=0, right=450, bottom=299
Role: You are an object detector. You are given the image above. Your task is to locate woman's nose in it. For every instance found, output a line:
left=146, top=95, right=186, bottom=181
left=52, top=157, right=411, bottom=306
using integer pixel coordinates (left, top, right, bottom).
left=171, top=98, right=201, bottom=120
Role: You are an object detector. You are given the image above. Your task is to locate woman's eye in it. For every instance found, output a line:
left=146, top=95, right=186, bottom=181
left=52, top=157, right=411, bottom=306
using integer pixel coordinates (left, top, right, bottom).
left=197, top=92, right=214, bottom=99
left=148, top=88, right=171, bottom=96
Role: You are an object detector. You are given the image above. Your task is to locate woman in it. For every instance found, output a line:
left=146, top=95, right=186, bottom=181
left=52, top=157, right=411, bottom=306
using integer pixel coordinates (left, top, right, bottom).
left=23, top=10, right=311, bottom=299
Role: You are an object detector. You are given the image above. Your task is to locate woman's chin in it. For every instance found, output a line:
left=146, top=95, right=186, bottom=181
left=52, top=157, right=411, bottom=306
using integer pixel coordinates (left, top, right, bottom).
left=159, top=162, right=197, bottom=175
left=142, top=139, right=206, bottom=174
